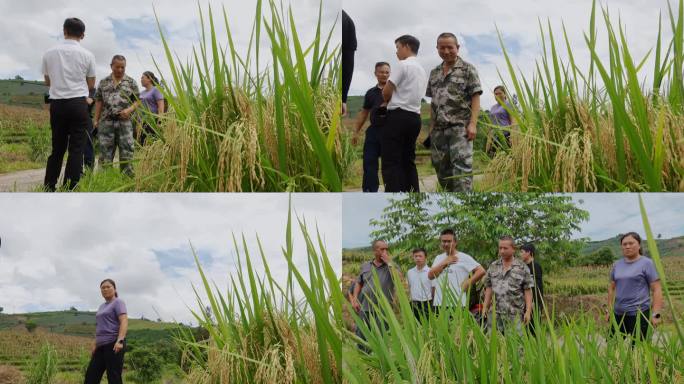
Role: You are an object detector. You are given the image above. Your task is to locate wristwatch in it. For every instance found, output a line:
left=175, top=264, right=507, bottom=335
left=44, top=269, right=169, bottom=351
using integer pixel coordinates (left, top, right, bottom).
left=117, top=339, right=125, bottom=345
left=653, top=313, right=661, bottom=319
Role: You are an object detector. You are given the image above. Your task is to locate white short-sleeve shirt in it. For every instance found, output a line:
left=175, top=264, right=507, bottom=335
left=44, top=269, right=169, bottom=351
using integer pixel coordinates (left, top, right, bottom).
left=42, top=40, right=96, bottom=99
left=387, top=56, right=427, bottom=114
left=431, top=252, right=481, bottom=307
left=407, top=265, right=432, bottom=301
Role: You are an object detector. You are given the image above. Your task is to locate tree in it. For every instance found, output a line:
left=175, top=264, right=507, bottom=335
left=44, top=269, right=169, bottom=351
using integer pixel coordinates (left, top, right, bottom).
left=589, top=247, right=615, bottom=266
left=14, top=75, right=23, bottom=81
left=0, top=307, right=3, bottom=314
left=128, top=347, right=164, bottom=383
left=370, top=193, right=590, bottom=269
left=25, top=320, right=37, bottom=333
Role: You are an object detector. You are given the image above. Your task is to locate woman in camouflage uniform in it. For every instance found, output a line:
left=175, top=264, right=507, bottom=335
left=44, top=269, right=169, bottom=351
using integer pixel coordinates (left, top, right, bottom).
left=94, top=55, right=140, bottom=176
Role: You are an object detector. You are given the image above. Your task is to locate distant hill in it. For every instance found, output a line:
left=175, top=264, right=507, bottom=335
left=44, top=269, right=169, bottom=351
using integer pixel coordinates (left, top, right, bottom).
left=583, top=235, right=684, bottom=258
left=343, top=235, right=684, bottom=258
left=0, top=79, right=48, bottom=108
left=0, top=310, right=182, bottom=338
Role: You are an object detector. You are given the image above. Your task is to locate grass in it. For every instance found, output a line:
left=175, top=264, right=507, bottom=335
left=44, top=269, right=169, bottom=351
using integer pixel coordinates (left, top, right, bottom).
left=481, top=0, right=684, bottom=192
left=78, top=0, right=350, bottom=192
left=342, top=196, right=684, bottom=382
left=0, top=104, right=50, bottom=174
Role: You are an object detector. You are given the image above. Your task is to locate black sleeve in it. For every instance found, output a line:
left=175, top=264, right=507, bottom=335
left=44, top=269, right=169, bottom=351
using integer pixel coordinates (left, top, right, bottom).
left=534, top=262, right=544, bottom=296
left=341, top=11, right=357, bottom=103
left=362, top=89, right=373, bottom=110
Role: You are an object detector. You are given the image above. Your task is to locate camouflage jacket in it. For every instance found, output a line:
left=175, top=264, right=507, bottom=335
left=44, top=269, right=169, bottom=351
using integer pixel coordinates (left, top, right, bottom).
left=484, top=258, right=534, bottom=319
left=95, top=74, right=140, bottom=120
left=426, top=57, right=482, bottom=127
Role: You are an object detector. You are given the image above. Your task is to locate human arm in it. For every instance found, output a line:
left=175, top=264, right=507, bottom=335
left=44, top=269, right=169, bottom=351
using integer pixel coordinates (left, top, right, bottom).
left=483, top=287, right=492, bottom=316
left=461, top=265, right=486, bottom=291
left=428, top=255, right=455, bottom=280
left=113, top=314, right=128, bottom=353
left=44, top=75, right=51, bottom=87
left=351, top=278, right=363, bottom=313
left=523, top=289, right=532, bottom=324
left=157, top=98, right=165, bottom=114
left=94, top=100, right=103, bottom=128
left=352, top=109, right=370, bottom=145
left=466, top=93, right=480, bottom=141
left=607, top=280, right=616, bottom=321
left=382, top=81, right=395, bottom=104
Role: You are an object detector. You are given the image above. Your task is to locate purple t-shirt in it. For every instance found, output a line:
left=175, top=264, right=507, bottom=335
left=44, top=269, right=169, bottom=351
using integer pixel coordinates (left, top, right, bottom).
left=610, top=257, right=659, bottom=315
left=95, top=298, right=127, bottom=346
left=140, top=87, right=163, bottom=114
left=490, top=102, right=512, bottom=126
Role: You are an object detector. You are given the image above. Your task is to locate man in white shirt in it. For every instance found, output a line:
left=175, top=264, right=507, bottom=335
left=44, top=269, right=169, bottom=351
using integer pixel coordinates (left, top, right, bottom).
left=42, top=18, right=97, bottom=191
left=381, top=35, right=428, bottom=192
left=407, top=248, right=435, bottom=322
left=429, top=228, right=486, bottom=315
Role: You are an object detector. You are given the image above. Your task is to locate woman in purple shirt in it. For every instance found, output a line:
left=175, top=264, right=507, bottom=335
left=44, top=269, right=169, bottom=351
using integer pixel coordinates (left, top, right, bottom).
left=607, top=232, right=663, bottom=341
left=138, top=71, right=165, bottom=145
left=84, top=279, right=128, bottom=384
left=489, top=86, right=514, bottom=153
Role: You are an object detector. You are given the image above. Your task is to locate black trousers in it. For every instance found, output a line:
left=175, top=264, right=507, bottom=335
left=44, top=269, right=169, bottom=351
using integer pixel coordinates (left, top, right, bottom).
left=612, top=310, right=651, bottom=342
left=380, top=108, right=421, bottom=192
left=84, top=341, right=125, bottom=384
left=45, top=97, right=89, bottom=191
left=362, top=125, right=381, bottom=192
left=411, top=300, right=432, bottom=322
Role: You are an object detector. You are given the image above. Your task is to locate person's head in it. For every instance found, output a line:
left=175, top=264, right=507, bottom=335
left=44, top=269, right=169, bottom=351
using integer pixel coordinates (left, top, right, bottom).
left=63, top=18, right=86, bottom=40
left=372, top=239, right=389, bottom=260
left=110, top=55, right=127, bottom=78
left=520, top=242, right=535, bottom=263
left=374, top=62, right=390, bottom=85
left=436, top=32, right=460, bottom=64
left=412, top=248, right=427, bottom=267
left=100, top=279, right=118, bottom=300
left=498, top=235, right=516, bottom=259
left=439, top=228, right=457, bottom=254
left=395, top=35, right=420, bottom=59
left=494, top=85, right=508, bottom=103
left=141, top=71, right=159, bottom=88
left=620, top=232, right=643, bottom=259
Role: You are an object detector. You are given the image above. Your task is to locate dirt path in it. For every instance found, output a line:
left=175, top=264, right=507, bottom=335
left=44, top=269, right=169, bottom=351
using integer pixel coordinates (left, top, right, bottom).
left=0, top=168, right=46, bottom=192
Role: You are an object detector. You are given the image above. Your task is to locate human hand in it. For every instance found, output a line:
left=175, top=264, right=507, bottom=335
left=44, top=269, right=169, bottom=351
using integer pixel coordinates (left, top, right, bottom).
left=94, top=119, right=99, bottom=129
left=523, top=311, right=531, bottom=325
left=466, top=122, right=477, bottom=141
left=341, top=103, right=347, bottom=116
left=651, top=315, right=662, bottom=327
left=351, top=297, right=361, bottom=313
left=113, top=342, right=123, bottom=354
left=351, top=132, right=360, bottom=146
left=86, top=97, right=94, bottom=106
left=119, top=108, right=132, bottom=120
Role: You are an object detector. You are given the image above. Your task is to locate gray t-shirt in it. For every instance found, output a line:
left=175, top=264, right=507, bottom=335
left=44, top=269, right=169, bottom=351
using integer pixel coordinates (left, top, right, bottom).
left=95, top=298, right=127, bottom=346
left=610, top=257, right=659, bottom=315
left=357, top=260, right=400, bottom=312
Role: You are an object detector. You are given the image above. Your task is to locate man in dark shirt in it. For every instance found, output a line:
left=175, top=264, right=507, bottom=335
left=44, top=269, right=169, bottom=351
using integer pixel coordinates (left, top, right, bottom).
left=341, top=10, right=357, bottom=116
left=520, top=243, right=544, bottom=336
left=352, top=62, right=390, bottom=192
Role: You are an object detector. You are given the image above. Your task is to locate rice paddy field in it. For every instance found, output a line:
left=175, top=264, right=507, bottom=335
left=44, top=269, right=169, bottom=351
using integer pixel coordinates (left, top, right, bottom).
left=75, top=0, right=352, bottom=193
left=341, top=198, right=684, bottom=383
left=0, top=104, right=50, bottom=174
left=481, top=0, right=684, bottom=192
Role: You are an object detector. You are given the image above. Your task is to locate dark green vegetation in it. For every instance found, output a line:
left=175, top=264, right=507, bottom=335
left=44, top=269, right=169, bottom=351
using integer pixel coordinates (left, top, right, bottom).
left=0, top=79, right=47, bottom=108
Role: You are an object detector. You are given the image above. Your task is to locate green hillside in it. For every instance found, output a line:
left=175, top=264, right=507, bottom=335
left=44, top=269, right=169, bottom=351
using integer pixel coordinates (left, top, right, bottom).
left=583, top=235, right=684, bottom=258
left=0, top=79, right=48, bottom=108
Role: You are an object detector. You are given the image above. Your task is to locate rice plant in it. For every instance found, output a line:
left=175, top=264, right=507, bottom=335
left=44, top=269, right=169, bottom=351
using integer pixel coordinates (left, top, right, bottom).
left=176, top=200, right=343, bottom=383
left=481, top=0, right=684, bottom=192
left=25, top=343, right=58, bottom=384
left=342, top=195, right=684, bottom=383
left=85, top=0, right=350, bottom=192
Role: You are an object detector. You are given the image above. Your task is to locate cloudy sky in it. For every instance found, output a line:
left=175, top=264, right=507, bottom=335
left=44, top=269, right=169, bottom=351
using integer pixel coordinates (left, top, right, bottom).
left=342, top=193, right=684, bottom=248
left=344, top=0, right=675, bottom=108
left=0, top=0, right=340, bottom=85
left=0, top=194, right=341, bottom=324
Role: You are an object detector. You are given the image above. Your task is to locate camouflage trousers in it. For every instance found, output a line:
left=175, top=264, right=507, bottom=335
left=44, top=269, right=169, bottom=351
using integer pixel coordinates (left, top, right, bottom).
left=98, top=119, right=135, bottom=176
left=430, top=123, right=473, bottom=191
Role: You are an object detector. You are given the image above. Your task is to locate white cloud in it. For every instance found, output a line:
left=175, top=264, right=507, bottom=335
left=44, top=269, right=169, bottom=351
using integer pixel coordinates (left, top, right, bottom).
left=344, top=0, right=675, bottom=108
left=0, top=0, right=340, bottom=89
left=0, top=194, right=342, bottom=324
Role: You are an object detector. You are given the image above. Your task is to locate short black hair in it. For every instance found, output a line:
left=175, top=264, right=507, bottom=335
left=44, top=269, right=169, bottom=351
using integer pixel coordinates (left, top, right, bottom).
left=494, top=85, right=507, bottom=94
left=64, top=18, right=86, bottom=38
left=437, top=32, right=459, bottom=45
left=395, top=35, right=420, bottom=54
left=412, top=248, right=427, bottom=257
left=375, top=62, right=390, bottom=70
left=520, top=243, right=536, bottom=256
left=499, top=235, right=516, bottom=246
left=111, top=55, right=127, bottom=65
left=440, top=228, right=455, bottom=237
left=620, top=232, right=643, bottom=255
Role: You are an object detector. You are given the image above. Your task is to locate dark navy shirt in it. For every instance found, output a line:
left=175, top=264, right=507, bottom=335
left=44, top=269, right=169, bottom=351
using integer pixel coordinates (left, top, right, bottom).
left=363, top=85, right=385, bottom=127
